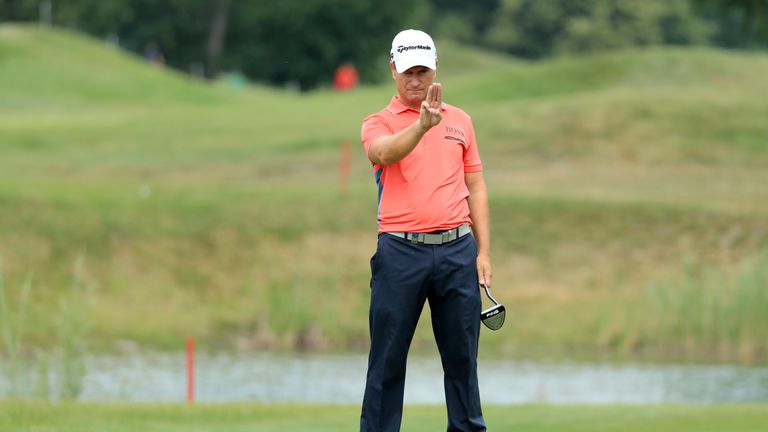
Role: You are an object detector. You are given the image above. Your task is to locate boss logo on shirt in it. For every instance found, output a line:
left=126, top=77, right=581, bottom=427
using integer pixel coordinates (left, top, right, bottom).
left=444, top=126, right=466, bottom=144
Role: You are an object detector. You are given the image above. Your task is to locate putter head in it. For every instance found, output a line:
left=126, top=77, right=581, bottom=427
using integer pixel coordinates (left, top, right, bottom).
left=480, top=304, right=505, bottom=331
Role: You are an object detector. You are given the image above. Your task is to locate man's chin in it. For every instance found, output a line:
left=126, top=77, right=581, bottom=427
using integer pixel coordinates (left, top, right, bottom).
left=404, top=94, right=425, bottom=106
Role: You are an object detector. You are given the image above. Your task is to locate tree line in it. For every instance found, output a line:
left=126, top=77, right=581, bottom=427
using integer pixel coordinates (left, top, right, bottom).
left=1, top=0, right=765, bottom=90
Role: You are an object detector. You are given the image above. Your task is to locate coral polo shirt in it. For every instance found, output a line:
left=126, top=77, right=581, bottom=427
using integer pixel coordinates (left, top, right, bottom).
left=361, top=96, right=483, bottom=233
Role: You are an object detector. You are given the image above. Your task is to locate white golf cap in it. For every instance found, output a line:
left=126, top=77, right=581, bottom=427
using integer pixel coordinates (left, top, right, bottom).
left=390, top=29, right=437, bottom=73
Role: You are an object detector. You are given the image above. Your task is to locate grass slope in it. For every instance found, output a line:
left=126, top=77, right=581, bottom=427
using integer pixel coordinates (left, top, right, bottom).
left=0, top=25, right=225, bottom=107
left=1, top=24, right=767, bottom=361
left=1, top=402, right=768, bottom=432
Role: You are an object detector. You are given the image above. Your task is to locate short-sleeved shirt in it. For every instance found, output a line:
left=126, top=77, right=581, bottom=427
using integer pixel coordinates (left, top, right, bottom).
left=361, top=95, right=483, bottom=233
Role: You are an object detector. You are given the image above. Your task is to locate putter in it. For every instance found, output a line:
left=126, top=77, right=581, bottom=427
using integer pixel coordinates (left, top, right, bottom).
left=480, top=283, right=505, bottom=331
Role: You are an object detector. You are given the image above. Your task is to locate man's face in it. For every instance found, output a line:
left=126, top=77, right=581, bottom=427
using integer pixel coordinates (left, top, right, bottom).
left=390, top=62, right=436, bottom=109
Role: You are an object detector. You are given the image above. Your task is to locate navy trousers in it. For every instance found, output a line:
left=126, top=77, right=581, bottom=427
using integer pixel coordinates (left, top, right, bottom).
left=360, top=233, right=486, bottom=432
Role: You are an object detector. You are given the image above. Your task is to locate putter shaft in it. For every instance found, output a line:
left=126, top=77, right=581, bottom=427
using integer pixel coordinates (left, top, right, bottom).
left=481, top=283, right=498, bottom=306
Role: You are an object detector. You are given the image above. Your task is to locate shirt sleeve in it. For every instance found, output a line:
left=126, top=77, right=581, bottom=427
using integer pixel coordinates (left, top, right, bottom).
left=463, top=117, right=483, bottom=173
left=361, top=113, right=393, bottom=162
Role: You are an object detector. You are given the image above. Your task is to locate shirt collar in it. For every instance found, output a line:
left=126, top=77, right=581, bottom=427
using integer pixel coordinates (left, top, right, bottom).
left=386, top=95, right=447, bottom=114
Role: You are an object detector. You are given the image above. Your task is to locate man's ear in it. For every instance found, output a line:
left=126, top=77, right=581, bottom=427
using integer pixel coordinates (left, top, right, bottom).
left=389, top=61, right=397, bottom=79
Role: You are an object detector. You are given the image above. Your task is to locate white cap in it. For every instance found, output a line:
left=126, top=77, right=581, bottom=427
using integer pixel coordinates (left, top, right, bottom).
left=390, top=29, right=437, bottom=73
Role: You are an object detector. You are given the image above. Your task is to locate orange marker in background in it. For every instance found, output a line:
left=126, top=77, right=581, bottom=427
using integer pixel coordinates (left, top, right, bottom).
left=334, top=63, right=359, bottom=92
left=186, top=336, right=195, bottom=403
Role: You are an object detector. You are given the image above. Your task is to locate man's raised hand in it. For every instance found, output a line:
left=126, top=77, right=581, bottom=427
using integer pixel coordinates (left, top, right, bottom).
left=419, top=83, right=443, bottom=131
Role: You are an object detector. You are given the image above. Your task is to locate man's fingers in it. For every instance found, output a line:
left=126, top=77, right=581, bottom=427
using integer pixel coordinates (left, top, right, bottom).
left=429, top=109, right=442, bottom=125
left=420, top=96, right=442, bottom=128
left=425, top=84, right=434, bottom=105
left=477, top=259, right=492, bottom=288
left=433, top=83, right=442, bottom=107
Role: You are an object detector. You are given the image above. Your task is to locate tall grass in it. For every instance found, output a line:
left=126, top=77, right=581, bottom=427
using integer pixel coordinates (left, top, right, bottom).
left=54, top=256, right=90, bottom=400
left=0, top=273, right=33, bottom=397
left=643, top=250, right=768, bottom=361
left=0, top=258, right=91, bottom=400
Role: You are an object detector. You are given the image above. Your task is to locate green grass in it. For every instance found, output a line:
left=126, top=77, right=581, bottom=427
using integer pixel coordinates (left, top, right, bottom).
left=1, top=402, right=767, bottom=432
left=1, top=24, right=767, bottom=361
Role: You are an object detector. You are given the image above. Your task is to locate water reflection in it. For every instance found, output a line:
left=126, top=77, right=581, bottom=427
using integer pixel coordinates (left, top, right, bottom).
left=6, top=353, right=768, bottom=404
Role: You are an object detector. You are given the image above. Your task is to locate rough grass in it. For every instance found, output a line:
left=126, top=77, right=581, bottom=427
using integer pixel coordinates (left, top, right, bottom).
left=1, top=24, right=767, bottom=361
left=1, top=402, right=767, bottom=432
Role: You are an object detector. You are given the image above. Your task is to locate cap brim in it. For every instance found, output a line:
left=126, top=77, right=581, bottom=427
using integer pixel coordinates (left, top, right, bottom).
left=394, top=57, right=436, bottom=73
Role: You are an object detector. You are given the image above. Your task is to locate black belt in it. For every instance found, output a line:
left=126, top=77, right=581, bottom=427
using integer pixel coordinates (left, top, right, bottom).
left=386, top=223, right=472, bottom=245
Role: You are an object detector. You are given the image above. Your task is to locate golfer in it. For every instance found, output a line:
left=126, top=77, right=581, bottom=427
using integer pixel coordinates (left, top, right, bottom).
left=360, top=29, right=491, bottom=432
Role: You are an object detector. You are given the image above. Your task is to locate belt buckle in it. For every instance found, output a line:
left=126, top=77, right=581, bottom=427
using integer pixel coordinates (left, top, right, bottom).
left=410, top=233, right=420, bottom=244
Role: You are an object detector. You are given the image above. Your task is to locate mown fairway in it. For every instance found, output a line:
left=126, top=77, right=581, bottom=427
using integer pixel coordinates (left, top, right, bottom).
left=1, top=25, right=767, bottom=361
left=1, top=402, right=768, bottom=432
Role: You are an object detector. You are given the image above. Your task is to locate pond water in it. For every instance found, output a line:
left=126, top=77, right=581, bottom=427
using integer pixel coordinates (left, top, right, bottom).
left=47, top=352, right=768, bottom=404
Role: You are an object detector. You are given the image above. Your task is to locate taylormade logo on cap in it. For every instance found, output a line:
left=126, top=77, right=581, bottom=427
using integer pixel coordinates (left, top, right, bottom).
left=390, top=29, right=437, bottom=73
left=396, top=44, right=431, bottom=54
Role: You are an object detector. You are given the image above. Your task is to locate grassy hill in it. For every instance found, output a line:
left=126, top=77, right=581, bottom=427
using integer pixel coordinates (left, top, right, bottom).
left=1, top=24, right=767, bottom=362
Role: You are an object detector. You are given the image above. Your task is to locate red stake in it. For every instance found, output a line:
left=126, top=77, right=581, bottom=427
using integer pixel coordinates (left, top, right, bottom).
left=186, top=336, right=195, bottom=403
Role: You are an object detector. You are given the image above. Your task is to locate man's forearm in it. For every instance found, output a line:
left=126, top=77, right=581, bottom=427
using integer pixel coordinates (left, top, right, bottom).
left=468, top=188, right=490, bottom=256
left=466, top=172, right=492, bottom=286
left=367, top=120, right=427, bottom=166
